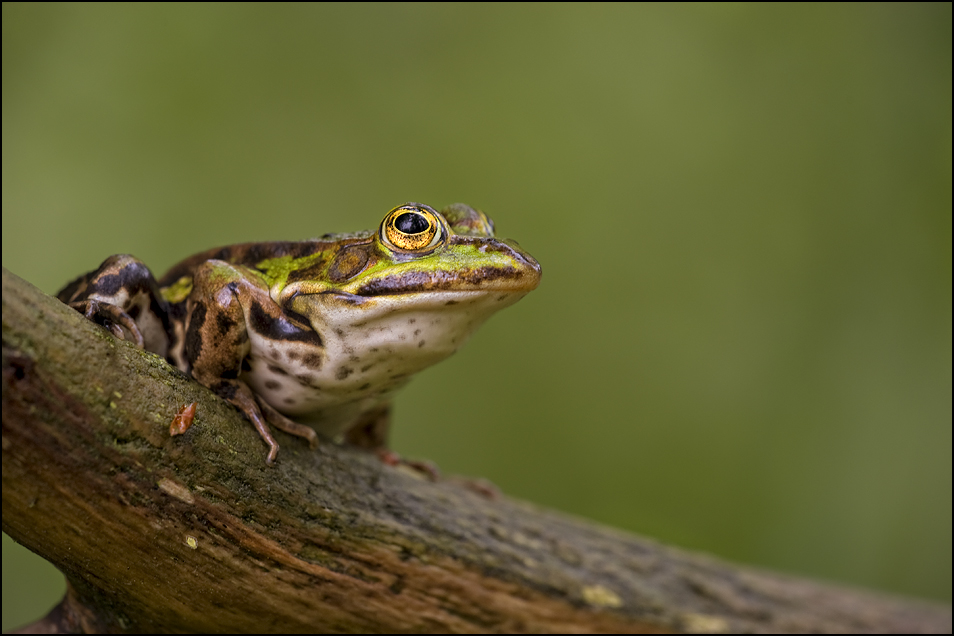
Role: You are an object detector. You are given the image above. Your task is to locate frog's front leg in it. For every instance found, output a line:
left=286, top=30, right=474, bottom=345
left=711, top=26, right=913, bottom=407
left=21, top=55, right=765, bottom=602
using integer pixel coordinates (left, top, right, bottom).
left=57, top=254, right=171, bottom=354
left=185, top=260, right=318, bottom=464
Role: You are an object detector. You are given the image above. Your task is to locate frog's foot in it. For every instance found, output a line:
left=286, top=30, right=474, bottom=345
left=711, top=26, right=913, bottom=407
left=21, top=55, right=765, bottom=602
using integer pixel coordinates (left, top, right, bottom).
left=200, top=378, right=282, bottom=464
left=257, top=397, right=319, bottom=450
left=447, top=475, right=500, bottom=499
left=342, top=406, right=440, bottom=480
left=377, top=450, right=497, bottom=498
left=375, top=449, right=441, bottom=482
left=68, top=300, right=145, bottom=348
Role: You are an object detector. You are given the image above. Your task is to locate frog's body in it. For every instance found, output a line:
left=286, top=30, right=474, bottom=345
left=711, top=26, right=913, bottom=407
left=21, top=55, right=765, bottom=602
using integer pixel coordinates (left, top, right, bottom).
left=58, top=203, right=541, bottom=463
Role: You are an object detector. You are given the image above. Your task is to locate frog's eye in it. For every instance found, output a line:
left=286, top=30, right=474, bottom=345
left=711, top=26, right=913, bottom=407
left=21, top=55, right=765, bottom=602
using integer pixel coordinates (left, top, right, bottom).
left=381, top=204, right=444, bottom=253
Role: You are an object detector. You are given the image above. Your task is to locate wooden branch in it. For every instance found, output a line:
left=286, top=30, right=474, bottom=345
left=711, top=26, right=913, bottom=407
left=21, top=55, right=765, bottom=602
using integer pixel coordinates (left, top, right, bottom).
left=2, top=267, right=950, bottom=634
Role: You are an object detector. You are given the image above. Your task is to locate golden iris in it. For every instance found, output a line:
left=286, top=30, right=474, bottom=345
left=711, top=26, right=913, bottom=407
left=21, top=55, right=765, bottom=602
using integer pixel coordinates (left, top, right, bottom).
left=381, top=205, right=443, bottom=252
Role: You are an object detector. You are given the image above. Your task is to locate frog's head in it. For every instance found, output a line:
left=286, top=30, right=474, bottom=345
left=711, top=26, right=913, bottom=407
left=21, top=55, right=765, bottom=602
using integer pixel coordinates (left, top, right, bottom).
left=279, top=203, right=541, bottom=370
left=360, top=202, right=541, bottom=298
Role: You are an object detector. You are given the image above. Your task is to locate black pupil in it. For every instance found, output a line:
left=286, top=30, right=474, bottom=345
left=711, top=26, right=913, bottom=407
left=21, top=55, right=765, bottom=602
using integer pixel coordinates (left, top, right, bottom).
left=395, top=212, right=429, bottom=235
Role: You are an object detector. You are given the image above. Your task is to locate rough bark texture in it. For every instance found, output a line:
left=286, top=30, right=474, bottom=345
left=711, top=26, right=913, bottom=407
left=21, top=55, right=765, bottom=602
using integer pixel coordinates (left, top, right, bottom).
left=2, top=267, right=950, bottom=634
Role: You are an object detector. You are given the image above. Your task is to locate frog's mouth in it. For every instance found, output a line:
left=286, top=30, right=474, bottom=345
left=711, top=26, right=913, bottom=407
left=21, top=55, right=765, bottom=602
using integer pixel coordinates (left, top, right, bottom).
left=353, top=264, right=540, bottom=297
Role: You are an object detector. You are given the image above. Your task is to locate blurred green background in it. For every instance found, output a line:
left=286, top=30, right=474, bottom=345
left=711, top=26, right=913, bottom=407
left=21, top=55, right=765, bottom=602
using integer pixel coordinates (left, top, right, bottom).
left=3, top=3, right=950, bottom=629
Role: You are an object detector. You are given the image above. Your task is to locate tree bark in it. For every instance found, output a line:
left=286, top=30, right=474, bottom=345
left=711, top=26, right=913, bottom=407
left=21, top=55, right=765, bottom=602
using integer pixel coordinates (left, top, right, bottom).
left=2, top=267, right=950, bottom=634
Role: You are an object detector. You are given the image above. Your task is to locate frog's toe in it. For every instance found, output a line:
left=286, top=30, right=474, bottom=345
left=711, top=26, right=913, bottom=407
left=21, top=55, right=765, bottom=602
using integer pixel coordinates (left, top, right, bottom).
left=449, top=476, right=500, bottom=499
left=70, top=299, right=145, bottom=348
left=257, top=397, right=319, bottom=450
left=265, top=442, right=280, bottom=465
left=376, top=449, right=441, bottom=482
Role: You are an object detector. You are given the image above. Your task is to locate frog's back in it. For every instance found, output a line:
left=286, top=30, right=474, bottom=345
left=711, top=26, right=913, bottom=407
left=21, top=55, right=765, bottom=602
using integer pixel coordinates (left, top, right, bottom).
left=157, top=239, right=344, bottom=287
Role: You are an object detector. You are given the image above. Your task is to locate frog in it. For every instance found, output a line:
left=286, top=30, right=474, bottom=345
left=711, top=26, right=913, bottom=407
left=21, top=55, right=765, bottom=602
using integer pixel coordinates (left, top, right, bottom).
left=57, top=202, right=541, bottom=465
